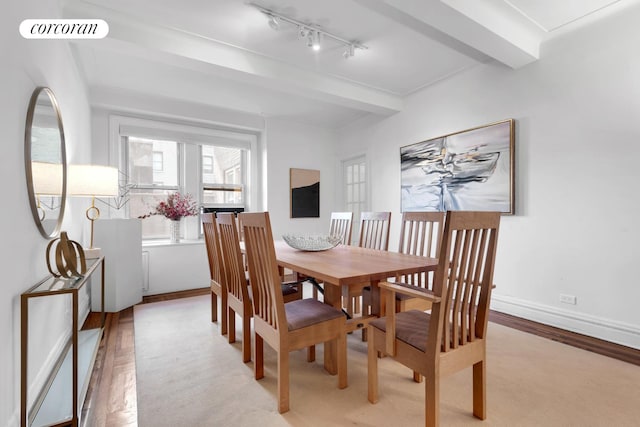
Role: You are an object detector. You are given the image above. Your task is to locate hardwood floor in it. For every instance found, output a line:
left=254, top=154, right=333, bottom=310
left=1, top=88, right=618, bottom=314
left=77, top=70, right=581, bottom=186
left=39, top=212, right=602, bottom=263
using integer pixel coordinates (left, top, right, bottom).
left=81, top=289, right=640, bottom=426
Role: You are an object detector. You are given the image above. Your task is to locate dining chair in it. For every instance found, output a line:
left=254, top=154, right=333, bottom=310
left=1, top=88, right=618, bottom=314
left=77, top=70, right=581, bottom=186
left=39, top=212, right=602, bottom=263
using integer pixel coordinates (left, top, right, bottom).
left=218, top=212, right=303, bottom=363
left=217, top=212, right=253, bottom=362
left=307, top=211, right=354, bottom=299
left=239, top=211, right=347, bottom=413
left=343, top=211, right=391, bottom=317
left=362, top=211, right=445, bottom=316
left=367, top=211, right=501, bottom=427
left=202, top=213, right=227, bottom=335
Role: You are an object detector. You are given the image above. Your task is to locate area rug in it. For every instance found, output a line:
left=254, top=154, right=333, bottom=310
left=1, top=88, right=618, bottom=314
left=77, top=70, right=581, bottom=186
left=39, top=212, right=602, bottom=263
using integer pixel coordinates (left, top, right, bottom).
left=134, top=295, right=640, bottom=426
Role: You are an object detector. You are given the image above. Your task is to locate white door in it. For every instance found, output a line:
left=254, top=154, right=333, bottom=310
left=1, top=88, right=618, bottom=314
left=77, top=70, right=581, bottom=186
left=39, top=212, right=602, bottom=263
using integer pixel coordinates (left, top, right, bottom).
left=342, top=156, right=367, bottom=244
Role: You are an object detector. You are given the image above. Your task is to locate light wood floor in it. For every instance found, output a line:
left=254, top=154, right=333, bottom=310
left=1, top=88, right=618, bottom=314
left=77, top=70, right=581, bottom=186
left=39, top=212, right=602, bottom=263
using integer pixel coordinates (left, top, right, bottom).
left=81, top=288, right=640, bottom=426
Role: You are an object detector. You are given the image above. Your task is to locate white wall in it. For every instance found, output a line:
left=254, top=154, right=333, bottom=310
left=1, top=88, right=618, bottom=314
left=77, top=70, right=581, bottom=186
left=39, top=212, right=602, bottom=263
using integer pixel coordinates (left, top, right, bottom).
left=1, top=1, right=93, bottom=425
left=336, top=6, right=640, bottom=348
left=264, top=118, right=338, bottom=239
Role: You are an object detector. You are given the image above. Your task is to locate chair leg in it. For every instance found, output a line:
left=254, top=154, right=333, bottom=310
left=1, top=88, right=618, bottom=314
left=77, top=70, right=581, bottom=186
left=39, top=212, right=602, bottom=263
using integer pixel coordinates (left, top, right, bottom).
left=228, top=309, right=236, bottom=343
left=367, top=327, right=378, bottom=403
left=472, top=360, right=487, bottom=420
left=221, top=292, right=228, bottom=335
left=413, top=371, right=423, bottom=383
left=255, top=334, right=264, bottom=380
left=337, top=334, right=347, bottom=389
left=242, top=315, right=251, bottom=363
left=307, top=345, right=316, bottom=362
left=211, top=291, right=217, bottom=323
left=277, top=350, right=290, bottom=413
left=425, top=369, right=439, bottom=427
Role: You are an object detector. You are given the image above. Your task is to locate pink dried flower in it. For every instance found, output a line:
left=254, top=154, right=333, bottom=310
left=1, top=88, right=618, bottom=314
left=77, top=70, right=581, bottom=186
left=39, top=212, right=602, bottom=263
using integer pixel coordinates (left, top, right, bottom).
left=139, top=192, right=198, bottom=221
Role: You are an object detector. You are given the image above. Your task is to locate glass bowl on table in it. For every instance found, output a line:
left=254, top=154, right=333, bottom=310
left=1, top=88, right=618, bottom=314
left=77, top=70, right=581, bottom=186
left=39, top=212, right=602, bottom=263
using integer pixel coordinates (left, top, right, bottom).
left=282, top=234, right=342, bottom=251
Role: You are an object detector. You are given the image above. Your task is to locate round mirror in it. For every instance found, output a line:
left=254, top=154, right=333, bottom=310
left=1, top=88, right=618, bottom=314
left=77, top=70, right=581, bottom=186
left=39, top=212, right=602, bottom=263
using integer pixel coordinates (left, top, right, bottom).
left=25, top=87, right=67, bottom=239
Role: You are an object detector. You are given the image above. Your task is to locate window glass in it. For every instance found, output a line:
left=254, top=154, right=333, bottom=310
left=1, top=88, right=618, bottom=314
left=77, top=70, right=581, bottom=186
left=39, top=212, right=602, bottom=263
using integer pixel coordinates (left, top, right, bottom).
left=202, top=145, right=244, bottom=207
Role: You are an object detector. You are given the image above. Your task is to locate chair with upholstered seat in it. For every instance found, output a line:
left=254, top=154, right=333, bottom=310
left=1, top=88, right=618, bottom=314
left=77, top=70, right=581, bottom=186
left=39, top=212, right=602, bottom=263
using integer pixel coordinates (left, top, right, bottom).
left=367, top=211, right=501, bottom=427
left=343, top=211, right=391, bottom=317
left=202, top=213, right=227, bottom=335
left=217, top=212, right=302, bottom=363
left=363, top=211, right=445, bottom=316
left=239, top=211, right=348, bottom=413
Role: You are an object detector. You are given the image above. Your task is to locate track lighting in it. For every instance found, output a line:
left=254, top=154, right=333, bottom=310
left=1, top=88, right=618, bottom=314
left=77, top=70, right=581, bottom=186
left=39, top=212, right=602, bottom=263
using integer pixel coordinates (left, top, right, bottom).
left=250, top=3, right=367, bottom=58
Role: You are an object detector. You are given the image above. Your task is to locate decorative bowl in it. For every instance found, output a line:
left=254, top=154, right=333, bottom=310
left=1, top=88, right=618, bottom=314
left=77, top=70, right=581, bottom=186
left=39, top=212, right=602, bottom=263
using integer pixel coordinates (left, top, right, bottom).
left=282, top=234, right=342, bottom=251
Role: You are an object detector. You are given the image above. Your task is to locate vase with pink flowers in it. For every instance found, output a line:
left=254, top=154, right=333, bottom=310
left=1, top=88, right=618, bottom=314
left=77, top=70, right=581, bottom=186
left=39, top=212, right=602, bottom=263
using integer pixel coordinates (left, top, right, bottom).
left=139, top=192, right=199, bottom=243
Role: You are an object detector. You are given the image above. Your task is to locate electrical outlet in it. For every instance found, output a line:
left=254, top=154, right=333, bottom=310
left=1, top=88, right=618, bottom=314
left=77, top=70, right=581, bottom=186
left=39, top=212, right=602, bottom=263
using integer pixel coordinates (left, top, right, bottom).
left=559, top=294, right=577, bottom=305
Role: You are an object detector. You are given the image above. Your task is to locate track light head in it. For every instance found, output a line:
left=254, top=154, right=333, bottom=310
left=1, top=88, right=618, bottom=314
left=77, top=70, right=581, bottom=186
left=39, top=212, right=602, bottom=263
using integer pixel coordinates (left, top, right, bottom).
left=299, top=26, right=310, bottom=39
left=343, top=44, right=355, bottom=58
left=311, top=31, right=321, bottom=51
left=267, top=14, right=279, bottom=30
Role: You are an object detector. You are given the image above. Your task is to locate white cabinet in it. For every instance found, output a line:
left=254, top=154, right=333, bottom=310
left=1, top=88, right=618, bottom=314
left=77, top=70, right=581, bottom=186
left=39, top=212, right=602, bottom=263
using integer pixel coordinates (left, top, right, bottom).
left=94, top=218, right=143, bottom=312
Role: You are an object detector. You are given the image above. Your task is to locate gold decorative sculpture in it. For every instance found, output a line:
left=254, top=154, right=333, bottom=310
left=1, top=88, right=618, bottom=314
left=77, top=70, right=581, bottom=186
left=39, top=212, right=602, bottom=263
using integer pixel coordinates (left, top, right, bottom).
left=46, top=231, right=87, bottom=278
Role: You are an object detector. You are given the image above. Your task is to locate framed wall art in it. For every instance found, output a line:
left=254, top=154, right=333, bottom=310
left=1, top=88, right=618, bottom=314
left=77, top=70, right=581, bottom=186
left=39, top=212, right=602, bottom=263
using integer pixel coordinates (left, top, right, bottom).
left=400, top=119, right=515, bottom=214
left=290, top=168, right=320, bottom=218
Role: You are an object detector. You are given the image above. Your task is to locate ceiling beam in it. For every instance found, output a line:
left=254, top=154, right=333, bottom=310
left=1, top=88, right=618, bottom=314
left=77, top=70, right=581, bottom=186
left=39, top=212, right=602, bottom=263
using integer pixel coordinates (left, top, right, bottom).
left=374, top=0, right=542, bottom=69
left=64, top=1, right=403, bottom=115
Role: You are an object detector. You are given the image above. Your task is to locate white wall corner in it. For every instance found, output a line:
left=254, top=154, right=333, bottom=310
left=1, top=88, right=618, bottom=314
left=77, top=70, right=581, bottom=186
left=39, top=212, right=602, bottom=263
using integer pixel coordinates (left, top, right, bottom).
left=491, top=294, right=640, bottom=350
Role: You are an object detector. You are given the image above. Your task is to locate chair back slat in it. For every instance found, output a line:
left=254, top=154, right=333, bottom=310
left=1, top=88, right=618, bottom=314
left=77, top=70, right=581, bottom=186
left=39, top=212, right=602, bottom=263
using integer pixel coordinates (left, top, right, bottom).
left=397, top=211, right=444, bottom=287
left=329, top=212, right=353, bottom=245
left=217, top=213, right=250, bottom=304
left=240, top=212, right=286, bottom=331
left=358, top=212, right=391, bottom=251
left=202, top=213, right=225, bottom=288
left=428, top=211, right=500, bottom=354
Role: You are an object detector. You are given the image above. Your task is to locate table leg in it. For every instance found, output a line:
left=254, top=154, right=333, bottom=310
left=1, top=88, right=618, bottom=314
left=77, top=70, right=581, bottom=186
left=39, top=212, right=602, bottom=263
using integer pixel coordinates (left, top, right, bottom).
left=369, top=279, right=385, bottom=318
left=322, top=283, right=340, bottom=375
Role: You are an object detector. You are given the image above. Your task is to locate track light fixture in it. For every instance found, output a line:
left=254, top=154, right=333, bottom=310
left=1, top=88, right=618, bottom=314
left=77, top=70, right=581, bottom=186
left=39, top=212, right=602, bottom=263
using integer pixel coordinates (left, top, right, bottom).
left=250, top=3, right=367, bottom=58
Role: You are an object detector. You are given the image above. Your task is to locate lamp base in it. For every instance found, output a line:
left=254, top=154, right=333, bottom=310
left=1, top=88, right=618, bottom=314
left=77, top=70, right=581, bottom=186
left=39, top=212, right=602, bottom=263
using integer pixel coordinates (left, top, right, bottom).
left=84, top=247, right=102, bottom=259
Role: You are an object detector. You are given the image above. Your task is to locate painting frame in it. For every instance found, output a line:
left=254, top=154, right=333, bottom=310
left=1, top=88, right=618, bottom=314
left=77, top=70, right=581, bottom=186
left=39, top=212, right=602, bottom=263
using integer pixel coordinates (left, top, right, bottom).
left=400, top=119, right=515, bottom=215
left=290, top=168, right=320, bottom=218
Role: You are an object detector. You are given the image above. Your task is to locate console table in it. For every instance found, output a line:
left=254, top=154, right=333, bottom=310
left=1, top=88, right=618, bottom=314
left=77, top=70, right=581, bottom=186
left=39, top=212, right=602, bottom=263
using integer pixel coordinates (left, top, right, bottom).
left=21, top=256, right=105, bottom=427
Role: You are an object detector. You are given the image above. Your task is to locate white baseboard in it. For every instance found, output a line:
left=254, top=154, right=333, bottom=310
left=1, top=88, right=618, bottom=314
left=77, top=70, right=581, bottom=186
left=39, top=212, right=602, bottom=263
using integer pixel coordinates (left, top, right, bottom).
left=491, top=294, right=640, bottom=350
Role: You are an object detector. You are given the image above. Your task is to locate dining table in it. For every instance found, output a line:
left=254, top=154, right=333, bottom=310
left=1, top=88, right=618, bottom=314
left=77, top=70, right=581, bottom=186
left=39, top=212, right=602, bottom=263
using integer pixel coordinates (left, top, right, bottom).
left=273, top=240, right=438, bottom=374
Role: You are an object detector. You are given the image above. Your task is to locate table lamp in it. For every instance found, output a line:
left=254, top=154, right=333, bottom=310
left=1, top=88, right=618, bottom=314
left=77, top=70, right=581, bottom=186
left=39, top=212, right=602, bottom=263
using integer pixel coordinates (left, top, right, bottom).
left=31, top=161, right=64, bottom=220
left=68, top=164, right=119, bottom=258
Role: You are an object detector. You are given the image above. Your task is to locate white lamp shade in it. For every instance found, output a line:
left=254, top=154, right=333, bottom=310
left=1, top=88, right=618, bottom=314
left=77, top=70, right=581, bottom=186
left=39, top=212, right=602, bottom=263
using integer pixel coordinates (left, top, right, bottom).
left=68, top=165, right=119, bottom=197
left=31, top=161, right=63, bottom=195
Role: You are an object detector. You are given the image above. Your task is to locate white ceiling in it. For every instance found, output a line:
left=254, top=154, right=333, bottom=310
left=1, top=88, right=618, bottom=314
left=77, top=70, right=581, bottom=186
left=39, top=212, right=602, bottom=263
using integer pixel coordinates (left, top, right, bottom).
left=64, top=0, right=637, bottom=128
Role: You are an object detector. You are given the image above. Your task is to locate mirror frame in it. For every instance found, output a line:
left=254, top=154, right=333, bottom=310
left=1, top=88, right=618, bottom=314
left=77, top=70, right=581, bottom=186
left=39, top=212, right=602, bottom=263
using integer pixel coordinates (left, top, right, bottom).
left=25, top=87, right=67, bottom=239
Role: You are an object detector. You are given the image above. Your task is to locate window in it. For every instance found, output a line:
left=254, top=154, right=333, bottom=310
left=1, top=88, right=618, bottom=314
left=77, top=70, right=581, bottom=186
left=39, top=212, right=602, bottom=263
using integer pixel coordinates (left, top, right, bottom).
left=117, top=117, right=256, bottom=241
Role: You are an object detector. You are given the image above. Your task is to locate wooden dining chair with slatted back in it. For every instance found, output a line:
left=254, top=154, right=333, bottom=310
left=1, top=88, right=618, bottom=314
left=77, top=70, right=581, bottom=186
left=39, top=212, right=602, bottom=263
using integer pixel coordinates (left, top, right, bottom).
left=217, top=212, right=253, bottom=362
left=239, top=211, right=348, bottom=413
left=306, top=211, right=354, bottom=299
left=367, top=211, right=501, bottom=427
left=218, top=212, right=303, bottom=363
left=362, top=211, right=445, bottom=319
left=202, top=213, right=227, bottom=335
left=342, top=211, right=391, bottom=317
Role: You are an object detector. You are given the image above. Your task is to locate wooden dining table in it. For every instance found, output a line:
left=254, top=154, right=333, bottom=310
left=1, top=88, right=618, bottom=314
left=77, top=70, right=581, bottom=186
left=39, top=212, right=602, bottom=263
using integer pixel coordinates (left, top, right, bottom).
left=273, top=241, right=438, bottom=374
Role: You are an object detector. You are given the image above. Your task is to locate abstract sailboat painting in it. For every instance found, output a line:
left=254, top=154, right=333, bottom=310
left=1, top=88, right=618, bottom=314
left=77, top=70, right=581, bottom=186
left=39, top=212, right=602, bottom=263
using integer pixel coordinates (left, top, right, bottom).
left=400, top=119, right=515, bottom=214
